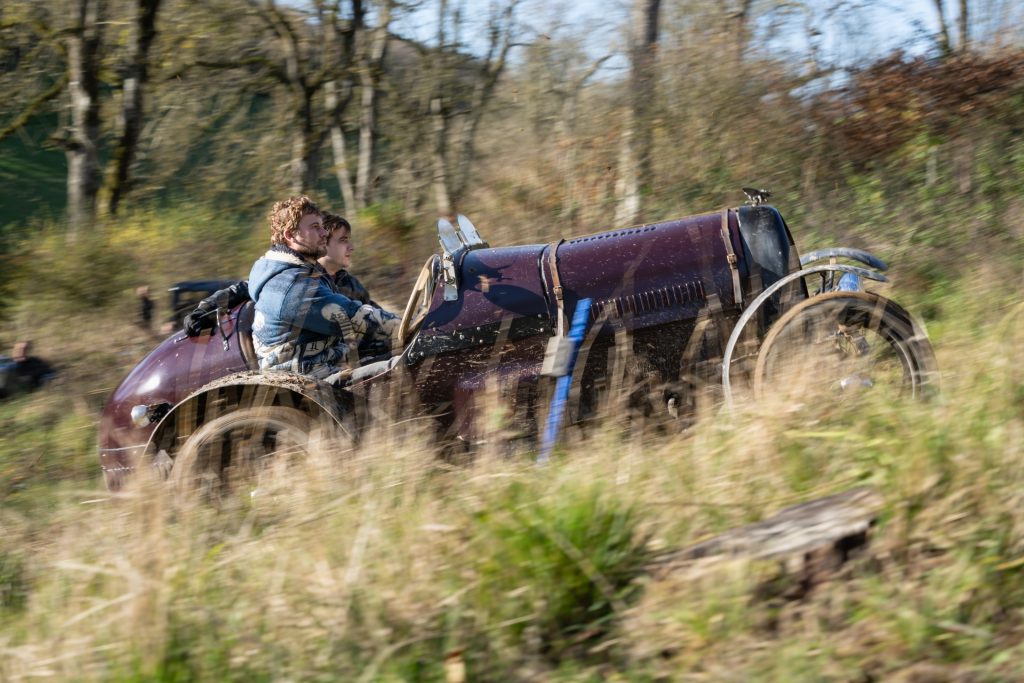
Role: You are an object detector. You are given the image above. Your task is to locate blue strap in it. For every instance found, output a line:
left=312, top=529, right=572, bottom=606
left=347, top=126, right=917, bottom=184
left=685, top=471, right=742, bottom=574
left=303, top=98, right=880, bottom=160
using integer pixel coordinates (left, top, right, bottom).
left=538, top=298, right=592, bottom=465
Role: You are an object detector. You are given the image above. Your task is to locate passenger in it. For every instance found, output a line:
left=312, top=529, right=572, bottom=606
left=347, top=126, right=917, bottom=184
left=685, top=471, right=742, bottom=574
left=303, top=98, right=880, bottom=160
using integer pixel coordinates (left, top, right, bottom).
left=319, top=213, right=373, bottom=304
left=247, top=196, right=398, bottom=380
left=135, top=286, right=154, bottom=330
left=318, top=212, right=398, bottom=358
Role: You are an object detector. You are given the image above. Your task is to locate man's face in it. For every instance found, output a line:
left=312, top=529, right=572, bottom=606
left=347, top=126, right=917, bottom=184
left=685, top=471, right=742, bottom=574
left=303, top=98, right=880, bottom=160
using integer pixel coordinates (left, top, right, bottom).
left=325, top=228, right=354, bottom=269
left=286, top=212, right=327, bottom=258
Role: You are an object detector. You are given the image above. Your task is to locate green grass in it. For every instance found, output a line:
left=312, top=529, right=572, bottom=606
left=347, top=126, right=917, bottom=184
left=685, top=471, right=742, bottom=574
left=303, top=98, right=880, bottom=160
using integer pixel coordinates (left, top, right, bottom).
left=0, top=314, right=1018, bottom=681
left=0, top=202, right=1021, bottom=680
left=1, top=40, right=1022, bottom=679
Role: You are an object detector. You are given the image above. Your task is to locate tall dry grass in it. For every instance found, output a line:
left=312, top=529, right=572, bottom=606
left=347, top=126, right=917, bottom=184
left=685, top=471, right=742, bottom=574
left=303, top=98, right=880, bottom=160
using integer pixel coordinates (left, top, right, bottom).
left=1, top=268, right=1022, bottom=680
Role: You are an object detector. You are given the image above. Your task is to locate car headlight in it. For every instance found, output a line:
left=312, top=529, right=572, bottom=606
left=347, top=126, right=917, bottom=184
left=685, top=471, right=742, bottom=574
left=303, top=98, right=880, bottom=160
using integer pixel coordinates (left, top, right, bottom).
left=130, top=402, right=170, bottom=427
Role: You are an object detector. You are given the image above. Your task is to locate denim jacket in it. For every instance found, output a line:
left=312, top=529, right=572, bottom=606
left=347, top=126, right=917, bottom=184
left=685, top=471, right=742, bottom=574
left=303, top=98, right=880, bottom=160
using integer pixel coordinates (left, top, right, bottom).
left=248, top=245, right=396, bottom=377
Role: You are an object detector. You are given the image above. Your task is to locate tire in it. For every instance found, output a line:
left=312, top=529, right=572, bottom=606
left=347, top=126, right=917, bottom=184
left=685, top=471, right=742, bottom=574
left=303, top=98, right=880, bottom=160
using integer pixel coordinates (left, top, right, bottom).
left=753, top=291, right=937, bottom=404
left=172, top=406, right=328, bottom=502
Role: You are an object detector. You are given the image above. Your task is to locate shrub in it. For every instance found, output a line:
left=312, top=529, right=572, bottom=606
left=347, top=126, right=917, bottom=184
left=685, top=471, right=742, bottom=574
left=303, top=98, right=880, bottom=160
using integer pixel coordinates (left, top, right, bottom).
left=0, top=551, right=28, bottom=614
left=465, top=482, right=652, bottom=664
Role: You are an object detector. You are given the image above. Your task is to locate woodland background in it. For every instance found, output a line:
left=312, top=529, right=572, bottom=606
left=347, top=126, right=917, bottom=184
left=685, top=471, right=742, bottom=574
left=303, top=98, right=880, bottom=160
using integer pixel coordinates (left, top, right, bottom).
left=1, top=1, right=1023, bottom=680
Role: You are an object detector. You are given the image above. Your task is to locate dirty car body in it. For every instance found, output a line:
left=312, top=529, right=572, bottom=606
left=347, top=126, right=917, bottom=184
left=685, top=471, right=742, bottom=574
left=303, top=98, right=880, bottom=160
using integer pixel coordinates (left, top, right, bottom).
left=99, top=202, right=936, bottom=488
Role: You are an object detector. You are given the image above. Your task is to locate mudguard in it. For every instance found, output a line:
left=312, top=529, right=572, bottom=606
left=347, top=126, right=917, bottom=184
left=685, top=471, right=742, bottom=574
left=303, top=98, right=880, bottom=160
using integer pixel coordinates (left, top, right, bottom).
left=144, top=370, right=355, bottom=460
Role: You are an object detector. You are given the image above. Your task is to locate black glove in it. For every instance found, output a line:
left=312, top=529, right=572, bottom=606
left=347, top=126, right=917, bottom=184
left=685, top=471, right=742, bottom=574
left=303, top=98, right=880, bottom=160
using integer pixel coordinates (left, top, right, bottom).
left=183, top=302, right=218, bottom=337
left=181, top=281, right=251, bottom=337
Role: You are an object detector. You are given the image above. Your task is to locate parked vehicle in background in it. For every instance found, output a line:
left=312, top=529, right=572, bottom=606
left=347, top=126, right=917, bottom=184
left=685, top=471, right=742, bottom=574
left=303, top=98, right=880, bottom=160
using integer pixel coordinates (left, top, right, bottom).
left=166, top=279, right=238, bottom=328
left=99, top=192, right=938, bottom=493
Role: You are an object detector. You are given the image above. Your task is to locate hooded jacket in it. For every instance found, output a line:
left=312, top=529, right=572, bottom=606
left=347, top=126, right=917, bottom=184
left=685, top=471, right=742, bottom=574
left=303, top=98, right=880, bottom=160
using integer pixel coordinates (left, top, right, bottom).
left=248, top=244, right=367, bottom=377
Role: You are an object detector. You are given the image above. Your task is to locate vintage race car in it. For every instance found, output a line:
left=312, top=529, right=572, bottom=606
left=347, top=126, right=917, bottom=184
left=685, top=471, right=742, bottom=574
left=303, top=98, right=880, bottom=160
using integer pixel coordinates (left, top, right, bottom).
left=98, top=194, right=937, bottom=490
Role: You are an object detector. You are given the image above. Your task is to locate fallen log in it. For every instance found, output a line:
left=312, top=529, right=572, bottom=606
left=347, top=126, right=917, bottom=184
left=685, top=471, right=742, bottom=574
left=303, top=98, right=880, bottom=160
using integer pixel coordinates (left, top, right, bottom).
left=650, top=486, right=884, bottom=584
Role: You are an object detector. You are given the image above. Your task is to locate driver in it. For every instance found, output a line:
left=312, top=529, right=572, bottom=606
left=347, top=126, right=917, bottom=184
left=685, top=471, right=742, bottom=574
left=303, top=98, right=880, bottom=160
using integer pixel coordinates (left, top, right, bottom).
left=247, top=196, right=398, bottom=380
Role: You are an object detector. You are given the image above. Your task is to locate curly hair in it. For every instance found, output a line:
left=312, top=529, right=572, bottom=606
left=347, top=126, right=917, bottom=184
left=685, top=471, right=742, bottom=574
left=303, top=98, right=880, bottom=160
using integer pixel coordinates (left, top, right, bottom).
left=322, top=213, right=352, bottom=240
left=268, top=195, right=321, bottom=245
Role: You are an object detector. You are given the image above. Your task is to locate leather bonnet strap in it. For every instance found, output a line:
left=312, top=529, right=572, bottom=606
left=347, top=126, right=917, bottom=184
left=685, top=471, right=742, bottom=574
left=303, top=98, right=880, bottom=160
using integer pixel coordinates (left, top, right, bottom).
left=720, top=208, right=743, bottom=307
left=547, top=239, right=567, bottom=336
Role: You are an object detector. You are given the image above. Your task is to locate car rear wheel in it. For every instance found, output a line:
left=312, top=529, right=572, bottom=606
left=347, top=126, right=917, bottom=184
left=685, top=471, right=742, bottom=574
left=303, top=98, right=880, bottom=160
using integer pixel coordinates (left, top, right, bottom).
left=753, top=291, right=937, bottom=406
left=172, top=406, right=329, bottom=503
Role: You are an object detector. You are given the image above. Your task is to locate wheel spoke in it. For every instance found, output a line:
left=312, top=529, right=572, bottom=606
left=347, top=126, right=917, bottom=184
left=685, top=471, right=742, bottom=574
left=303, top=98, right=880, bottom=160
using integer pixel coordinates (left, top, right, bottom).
left=753, top=292, right=936, bottom=408
left=171, top=406, right=342, bottom=504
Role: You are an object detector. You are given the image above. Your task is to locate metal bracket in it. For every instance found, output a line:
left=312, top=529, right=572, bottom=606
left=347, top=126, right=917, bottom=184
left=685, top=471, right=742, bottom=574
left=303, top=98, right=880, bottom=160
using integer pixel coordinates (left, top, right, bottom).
left=441, top=252, right=459, bottom=301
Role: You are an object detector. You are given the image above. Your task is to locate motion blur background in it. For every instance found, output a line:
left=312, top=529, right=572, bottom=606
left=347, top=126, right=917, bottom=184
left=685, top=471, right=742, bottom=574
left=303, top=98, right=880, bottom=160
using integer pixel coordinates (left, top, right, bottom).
left=1, top=1, right=1022, bottom=680
left=2, top=0, right=1022, bottom=310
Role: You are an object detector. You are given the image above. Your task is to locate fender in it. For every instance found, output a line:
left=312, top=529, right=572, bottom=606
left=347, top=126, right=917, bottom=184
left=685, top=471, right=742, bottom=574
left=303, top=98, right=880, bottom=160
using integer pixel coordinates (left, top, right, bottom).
left=144, top=370, right=355, bottom=461
left=799, top=248, right=889, bottom=271
left=736, top=204, right=800, bottom=292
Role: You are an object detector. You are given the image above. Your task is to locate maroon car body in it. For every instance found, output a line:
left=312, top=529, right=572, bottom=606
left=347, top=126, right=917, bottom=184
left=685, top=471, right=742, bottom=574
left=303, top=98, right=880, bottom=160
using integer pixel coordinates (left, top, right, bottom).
left=100, top=202, right=928, bottom=489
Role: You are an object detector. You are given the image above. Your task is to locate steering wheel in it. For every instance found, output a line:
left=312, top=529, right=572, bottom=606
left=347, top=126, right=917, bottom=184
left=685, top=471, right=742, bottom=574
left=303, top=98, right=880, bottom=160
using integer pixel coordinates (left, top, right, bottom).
left=397, top=255, right=439, bottom=347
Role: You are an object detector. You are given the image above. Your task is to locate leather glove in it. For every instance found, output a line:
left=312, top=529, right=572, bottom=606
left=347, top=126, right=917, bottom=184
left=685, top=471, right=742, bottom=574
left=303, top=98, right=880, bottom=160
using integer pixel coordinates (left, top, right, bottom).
left=221, top=281, right=251, bottom=309
left=183, top=302, right=218, bottom=337
left=182, top=281, right=251, bottom=337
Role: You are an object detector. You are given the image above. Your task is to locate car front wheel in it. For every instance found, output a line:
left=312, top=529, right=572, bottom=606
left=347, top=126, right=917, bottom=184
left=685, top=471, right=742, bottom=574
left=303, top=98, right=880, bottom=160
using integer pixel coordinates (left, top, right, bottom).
left=753, top=291, right=938, bottom=406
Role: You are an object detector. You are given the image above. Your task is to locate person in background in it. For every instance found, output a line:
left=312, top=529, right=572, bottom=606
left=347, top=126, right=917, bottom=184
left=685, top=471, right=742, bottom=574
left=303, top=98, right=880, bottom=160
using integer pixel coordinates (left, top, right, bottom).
left=0, top=341, right=55, bottom=397
left=136, top=286, right=154, bottom=331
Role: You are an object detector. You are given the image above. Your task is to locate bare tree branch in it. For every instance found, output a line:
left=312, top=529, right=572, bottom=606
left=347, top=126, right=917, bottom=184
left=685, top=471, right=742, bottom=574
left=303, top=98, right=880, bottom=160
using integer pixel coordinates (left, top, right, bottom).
left=449, top=0, right=521, bottom=207
left=0, top=74, right=68, bottom=143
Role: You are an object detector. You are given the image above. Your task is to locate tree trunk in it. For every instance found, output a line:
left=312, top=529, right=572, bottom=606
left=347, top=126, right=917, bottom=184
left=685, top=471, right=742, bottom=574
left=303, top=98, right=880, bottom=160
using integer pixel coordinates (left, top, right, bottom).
left=957, top=0, right=969, bottom=53
left=354, top=1, right=391, bottom=210
left=429, top=0, right=453, bottom=216
left=65, top=0, right=105, bottom=237
left=732, top=0, right=754, bottom=64
left=450, top=1, right=517, bottom=209
left=326, top=79, right=357, bottom=212
left=260, top=1, right=320, bottom=195
left=451, top=83, right=487, bottom=204
left=103, top=0, right=162, bottom=216
left=323, top=0, right=360, bottom=212
left=354, top=77, right=377, bottom=208
left=555, top=55, right=608, bottom=226
left=932, top=0, right=953, bottom=57
left=649, top=488, right=883, bottom=598
left=614, top=119, right=640, bottom=225
left=559, top=95, right=579, bottom=224
left=290, top=128, right=306, bottom=196
left=430, top=96, right=453, bottom=217
left=615, top=0, right=660, bottom=226
left=289, top=87, right=319, bottom=194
